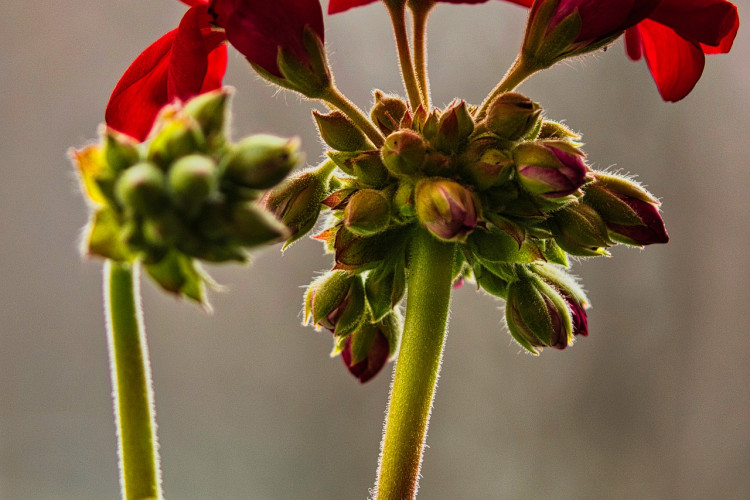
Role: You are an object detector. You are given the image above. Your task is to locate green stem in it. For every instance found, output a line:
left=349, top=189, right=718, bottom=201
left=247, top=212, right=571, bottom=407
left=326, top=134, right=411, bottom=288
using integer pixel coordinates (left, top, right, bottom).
left=376, top=228, right=455, bottom=499
left=476, top=56, right=537, bottom=119
left=105, top=261, right=161, bottom=500
left=386, top=1, right=424, bottom=110
left=410, top=1, right=434, bottom=110
left=322, top=85, right=385, bottom=148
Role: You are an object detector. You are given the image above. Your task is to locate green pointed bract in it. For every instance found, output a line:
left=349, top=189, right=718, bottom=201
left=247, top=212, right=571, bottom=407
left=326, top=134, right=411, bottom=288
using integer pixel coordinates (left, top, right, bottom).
left=474, top=265, right=510, bottom=299
left=144, top=250, right=209, bottom=306
left=223, top=203, right=289, bottom=248
left=105, top=129, right=141, bottom=173
left=86, top=207, right=130, bottom=262
left=365, top=252, right=407, bottom=322
left=181, top=88, right=231, bottom=147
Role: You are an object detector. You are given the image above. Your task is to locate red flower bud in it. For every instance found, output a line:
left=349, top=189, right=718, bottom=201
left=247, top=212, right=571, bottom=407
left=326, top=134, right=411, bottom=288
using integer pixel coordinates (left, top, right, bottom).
left=415, top=179, right=478, bottom=241
left=514, top=141, right=589, bottom=199
left=341, top=327, right=390, bottom=383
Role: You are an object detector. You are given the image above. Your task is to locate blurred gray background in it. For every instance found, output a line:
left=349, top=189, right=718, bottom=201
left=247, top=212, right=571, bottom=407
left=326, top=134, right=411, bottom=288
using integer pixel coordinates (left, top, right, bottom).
left=2, top=1, right=749, bottom=498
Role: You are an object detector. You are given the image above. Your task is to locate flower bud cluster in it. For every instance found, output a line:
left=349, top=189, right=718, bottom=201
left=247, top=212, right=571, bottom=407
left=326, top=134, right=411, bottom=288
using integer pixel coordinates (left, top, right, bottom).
left=303, top=89, right=668, bottom=358
left=73, top=89, right=299, bottom=303
left=304, top=271, right=402, bottom=383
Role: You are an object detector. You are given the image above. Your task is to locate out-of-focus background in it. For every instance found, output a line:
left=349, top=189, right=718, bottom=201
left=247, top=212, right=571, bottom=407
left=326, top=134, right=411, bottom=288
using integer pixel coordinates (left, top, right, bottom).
left=2, top=1, right=748, bottom=498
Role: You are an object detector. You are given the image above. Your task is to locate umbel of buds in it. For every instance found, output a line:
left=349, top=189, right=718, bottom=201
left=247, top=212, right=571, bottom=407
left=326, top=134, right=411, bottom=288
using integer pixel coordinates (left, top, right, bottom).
left=72, top=89, right=301, bottom=304
left=301, top=88, right=668, bottom=365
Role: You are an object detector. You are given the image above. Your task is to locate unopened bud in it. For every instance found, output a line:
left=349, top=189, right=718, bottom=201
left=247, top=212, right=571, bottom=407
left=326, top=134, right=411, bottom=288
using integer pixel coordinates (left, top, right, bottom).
left=505, top=277, right=572, bottom=355
left=435, top=99, right=475, bottom=152
left=181, top=88, right=230, bottom=146
left=146, top=117, right=203, bottom=169
left=514, top=141, right=589, bottom=200
left=549, top=201, right=612, bottom=256
left=539, top=120, right=579, bottom=141
left=328, top=150, right=390, bottom=188
left=115, top=162, right=168, bottom=216
left=305, top=271, right=366, bottom=336
left=105, top=129, right=141, bottom=172
left=340, top=321, right=389, bottom=383
left=381, top=130, right=427, bottom=177
left=393, top=181, right=416, bottom=221
left=344, top=189, right=391, bottom=236
left=485, top=92, right=541, bottom=141
left=584, top=173, right=668, bottom=246
left=415, top=178, right=478, bottom=241
left=222, top=135, right=300, bottom=190
left=313, top=110, right=370, bottom=152
left=370, top=91, right=408, bottom=136
left=222, top=203, right=289, bottom=247
left=461, top=142, right=513, bottom=191
left=168, top=155, right=217, bottom=215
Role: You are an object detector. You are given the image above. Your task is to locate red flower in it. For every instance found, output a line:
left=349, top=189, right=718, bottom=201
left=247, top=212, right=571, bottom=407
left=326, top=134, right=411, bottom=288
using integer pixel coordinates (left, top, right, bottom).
left=105, top=3, right=227, bottom=141
left=328, top=0, right=532, bottom=15
left=624, top=0, right=739, bottom=101
left=209, top=0, right=324, bottom=78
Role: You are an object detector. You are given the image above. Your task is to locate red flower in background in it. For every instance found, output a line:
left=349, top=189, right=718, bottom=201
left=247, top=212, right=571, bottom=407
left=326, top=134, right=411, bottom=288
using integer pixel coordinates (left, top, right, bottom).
left=328, top=0, right=532, bottom=15
left=105, top=2, right=227, bottom=141
left=625, top=0, right=739, bottom=101
left=209, top=0, right=324, bottom=78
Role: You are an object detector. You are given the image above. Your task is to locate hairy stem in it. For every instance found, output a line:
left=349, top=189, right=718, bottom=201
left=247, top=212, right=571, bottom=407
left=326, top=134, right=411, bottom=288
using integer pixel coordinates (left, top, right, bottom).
left=322, top=85, right=386, bottom=148
left=476, top=56, right=537, bottom=119
left=410, top=1, right=434, bottom=110
left=375, top=228, right=455, bottom=499
left=105, top=261, right=161, bottom=500
left=387, top=1, right=424, bottom=110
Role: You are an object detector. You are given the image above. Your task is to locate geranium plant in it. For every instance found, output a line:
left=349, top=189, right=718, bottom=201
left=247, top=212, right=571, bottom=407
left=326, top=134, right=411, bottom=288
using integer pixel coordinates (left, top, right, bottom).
left=71, top=0, right=738, bottom=498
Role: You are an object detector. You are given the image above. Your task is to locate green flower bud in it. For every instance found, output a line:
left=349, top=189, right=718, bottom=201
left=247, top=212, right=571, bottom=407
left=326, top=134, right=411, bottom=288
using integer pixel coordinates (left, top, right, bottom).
left=549, top=201, right=612, bottom=256
left=485, top=92, right=542, bottom=141
left=261, top=168, right=329, bottom=248
left=381, top=130, right=427, bottom=177
left=505, top=276, right=573, bottom=355
left=344, top=189, right=391, bottom=236
left=474, top=265, right=510, bottom=298
left=115, top=162, right=168, bottom=216
left=313, top=110, right=370, bottom=152
left=168, top=155, right=218, bottom=216
left=415, top=178, right=478, bottom=241
left=146, top=117, right=204, bottom=169
left=370, top=91, right=408, bottom=136
left=181, top=88, right=230, bottom=147
left=105, top=129, right=141, bottom=173
left=305, top=271, right=366, bottom=337
left=222, top=134, right=300, bottom=190
left=221, top=202, right=289, bottom=248
left=328, top=150, right=390, bottom=188
left=393, top=181, right=416, bottom=221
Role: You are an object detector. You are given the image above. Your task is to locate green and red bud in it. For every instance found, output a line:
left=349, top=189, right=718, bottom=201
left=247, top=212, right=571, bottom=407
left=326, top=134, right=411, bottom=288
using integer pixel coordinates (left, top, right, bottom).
left=531, top=262, right=590, bottom=337
left=222, top=135, right=300, bottom=190
left=514, top=141, right=589, bottom=200
left=435, top=99, right=475, bottom=152
left=505, top=276, right=573, bottom=355
left=415, top=178, right=478, bottom=241
left=261, top=167, right=330, bottom=248
left=305, top=271, right=366, bottom=337
left=339, top=311, right=401, bottom=383
left=460, top=139, right=514, bottom=191
left=381, top=129, right=427, bottom=177
left=370, top=91, right=408, bottom=137
left=343, top=189, right=391, bottom=236
left=485, top=92, right=541, bottom=141
left=313, top=110, right=370, bottom=152
left=584, top=173, right=668, bottom=246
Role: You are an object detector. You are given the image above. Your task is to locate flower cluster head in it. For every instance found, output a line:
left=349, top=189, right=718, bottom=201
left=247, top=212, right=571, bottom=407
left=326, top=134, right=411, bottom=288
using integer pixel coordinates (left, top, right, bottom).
left=74, top=90, right=300, bottom=305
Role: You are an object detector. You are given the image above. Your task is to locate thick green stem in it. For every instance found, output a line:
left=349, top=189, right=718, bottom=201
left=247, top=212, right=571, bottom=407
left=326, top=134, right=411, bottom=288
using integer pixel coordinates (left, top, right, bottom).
left=376, top=228, right=455, bottom=499
left=322, top=85, right=385, bottom=148
left=387, top=2, right=424, bottom=110
left=410, top=1, right=434, bottom=110
left=476, top=56, right=537, bottom=119
left=105, top=261, right=161, bottom=500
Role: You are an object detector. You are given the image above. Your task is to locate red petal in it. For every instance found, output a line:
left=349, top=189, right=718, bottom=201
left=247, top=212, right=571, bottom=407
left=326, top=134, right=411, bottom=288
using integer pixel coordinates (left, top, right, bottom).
left=649, top=0, right=739, bottom=47
left=178, top=0, right=209, bottom=6
left=328, top=0, right=378, bottom=14
left=624, top=26, right=643, bottom=60
left=638, top=19, right=705, bottom=102
left=105, top=6, right=227, bottom=141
